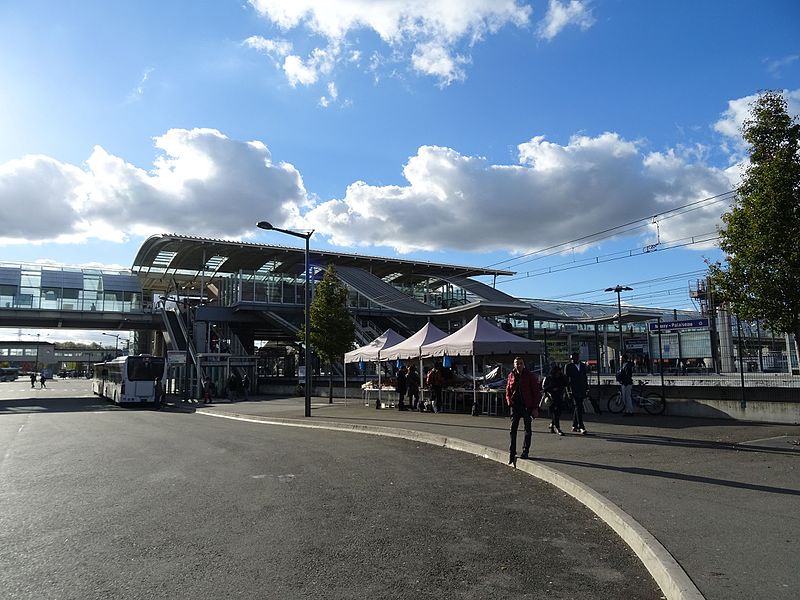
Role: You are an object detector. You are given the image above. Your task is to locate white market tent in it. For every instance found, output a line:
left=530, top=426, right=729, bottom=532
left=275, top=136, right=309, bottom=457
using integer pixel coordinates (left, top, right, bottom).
left=420, top=315, right=543, bottom=406
left=379, top=322, right=448, bottom=392
left=380, top=322, right=448, bottom=360
left=421, top=315, right=541, bottom=357
left=343, top=329, right=406, bottom=403
left=344, top=328, right=406, bottom=363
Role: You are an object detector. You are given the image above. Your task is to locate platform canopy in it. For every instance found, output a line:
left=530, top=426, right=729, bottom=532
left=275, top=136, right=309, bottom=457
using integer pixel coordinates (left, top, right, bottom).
left=344, top=329, right=406, bottom=363
left=421, top=315, right=542, bottom=357
left=379, top=322, right=448, bottom=361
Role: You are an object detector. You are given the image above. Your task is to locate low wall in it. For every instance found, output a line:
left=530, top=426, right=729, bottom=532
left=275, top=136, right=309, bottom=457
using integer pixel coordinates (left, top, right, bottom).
left=593, top=377, right=800, bottom=424
left=258, top=379, right=800, bottom=424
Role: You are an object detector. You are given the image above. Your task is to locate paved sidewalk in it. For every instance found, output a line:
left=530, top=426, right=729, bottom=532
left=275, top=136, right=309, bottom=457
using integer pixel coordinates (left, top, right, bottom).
left=191, top=395, right=799, bottom=600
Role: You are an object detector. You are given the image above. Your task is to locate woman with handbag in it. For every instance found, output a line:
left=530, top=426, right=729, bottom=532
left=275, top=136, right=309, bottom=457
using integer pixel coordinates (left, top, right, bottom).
left=542, top=362, right=567, bottom=436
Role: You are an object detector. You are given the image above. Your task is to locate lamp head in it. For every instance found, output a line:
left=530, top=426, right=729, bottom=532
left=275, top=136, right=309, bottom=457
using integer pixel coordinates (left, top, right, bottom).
left=256, top=221, right=274, bottom=230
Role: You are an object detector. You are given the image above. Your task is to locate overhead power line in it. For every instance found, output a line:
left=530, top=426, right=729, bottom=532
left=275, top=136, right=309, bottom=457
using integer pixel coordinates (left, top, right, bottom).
left=484, top=189, right=735, bottom=272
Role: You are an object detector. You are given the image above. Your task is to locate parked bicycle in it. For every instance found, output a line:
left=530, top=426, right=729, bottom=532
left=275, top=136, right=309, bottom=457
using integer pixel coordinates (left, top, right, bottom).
left=607, top=380, right=666, bottom=415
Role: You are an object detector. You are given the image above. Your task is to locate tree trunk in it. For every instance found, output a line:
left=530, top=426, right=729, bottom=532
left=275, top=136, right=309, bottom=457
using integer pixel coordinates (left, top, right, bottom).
left=329, top=362, right=334, bottom=403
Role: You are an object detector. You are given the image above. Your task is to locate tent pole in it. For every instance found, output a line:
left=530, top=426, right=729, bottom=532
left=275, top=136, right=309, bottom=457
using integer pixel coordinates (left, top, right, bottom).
left=472, top=354, right=477, bottom=410
left=343, top=359, right=347, bottom=407
left=419, top=356, right=424, bottom=408
left=378, top=359, right=382, bottom=407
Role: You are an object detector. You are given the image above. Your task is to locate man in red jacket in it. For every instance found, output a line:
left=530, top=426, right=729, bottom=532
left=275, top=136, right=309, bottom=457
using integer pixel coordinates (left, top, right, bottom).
left=505, top=357, right=541, bottom=465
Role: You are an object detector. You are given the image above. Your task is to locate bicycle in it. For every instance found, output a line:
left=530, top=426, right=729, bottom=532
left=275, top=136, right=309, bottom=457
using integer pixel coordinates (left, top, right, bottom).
left=607, top=380, right=666, bottom=415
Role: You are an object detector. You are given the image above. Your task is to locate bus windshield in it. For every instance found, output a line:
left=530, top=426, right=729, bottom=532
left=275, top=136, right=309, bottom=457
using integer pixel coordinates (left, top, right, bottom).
left=126, top=356, right=165, bottom=381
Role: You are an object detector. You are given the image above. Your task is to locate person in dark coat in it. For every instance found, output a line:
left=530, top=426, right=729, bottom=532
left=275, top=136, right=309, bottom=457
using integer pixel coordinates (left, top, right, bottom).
left=542, top=362, right=567, bottom=435
left=620, top=354, right=635, bottom=415
left=505, top=357, right=540, bottom=465
left=406, top=365, right=420, bottom=410
left=227, top=372, right=239, bottom=402
left=396, top=364, right=407, bottom=410
left=565, top=352, right=589, bottom=434
left=426, top=362, right=445, bottom=413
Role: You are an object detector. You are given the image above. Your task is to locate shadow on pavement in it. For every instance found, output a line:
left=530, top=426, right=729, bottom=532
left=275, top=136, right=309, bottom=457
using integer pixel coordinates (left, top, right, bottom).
left=540, top=457, right=800, bottom=497
left=587, top=431, right=800, bottom=456
left=0, top=397, right=119, bottom=415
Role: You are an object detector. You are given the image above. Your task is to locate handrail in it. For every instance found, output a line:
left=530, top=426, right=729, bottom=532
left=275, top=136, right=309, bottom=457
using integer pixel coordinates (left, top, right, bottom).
left=174, top=303, right=204, bottom=396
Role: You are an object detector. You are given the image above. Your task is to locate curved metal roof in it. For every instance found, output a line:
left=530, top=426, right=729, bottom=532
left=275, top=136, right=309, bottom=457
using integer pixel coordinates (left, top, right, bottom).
left=131, top=233, right=514, bottom=291
left=523, top=298, right=681, bottom=324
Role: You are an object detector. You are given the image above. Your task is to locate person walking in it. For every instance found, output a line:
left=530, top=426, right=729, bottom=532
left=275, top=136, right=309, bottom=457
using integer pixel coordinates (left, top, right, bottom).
left=154, top=378, right=165, bottom=408
left=505, top=357, right=540, bottom=465
left=406, top=365, right=420, bottom=410
left=227, top=372, right=239, bottom=403
left=396, top=364, right=407, bottom=411
left=619, top=354, right=635, bottom=415
left=39, top=373, right=47, bottom=388
left=202, top=376, right=213, bottom=404
left=30, top=372, right=36, bottom=388
left=542, top=363, right=567, bottom=435
left=242, top=373, right=250, bottom=401
left=565, top=351, right=589, bottom=434
left=426, top=362, right=445, bottom=413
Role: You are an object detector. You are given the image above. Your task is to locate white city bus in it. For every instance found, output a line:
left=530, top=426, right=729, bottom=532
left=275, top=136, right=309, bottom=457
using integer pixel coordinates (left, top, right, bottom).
left=92, top=355, right=166, bottom=406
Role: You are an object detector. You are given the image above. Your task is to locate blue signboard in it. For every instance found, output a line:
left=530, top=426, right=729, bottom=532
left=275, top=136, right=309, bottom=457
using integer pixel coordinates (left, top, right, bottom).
left=648, top=318, right=709, bottom=331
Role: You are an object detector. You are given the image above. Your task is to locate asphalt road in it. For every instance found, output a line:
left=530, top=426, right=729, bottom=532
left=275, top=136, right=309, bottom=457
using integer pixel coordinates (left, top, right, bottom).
left=0, top=380, right=662, bottom=599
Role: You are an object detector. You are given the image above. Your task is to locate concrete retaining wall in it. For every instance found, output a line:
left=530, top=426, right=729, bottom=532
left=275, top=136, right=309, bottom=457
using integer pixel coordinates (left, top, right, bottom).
left=259, top=382, right=800, bottom=424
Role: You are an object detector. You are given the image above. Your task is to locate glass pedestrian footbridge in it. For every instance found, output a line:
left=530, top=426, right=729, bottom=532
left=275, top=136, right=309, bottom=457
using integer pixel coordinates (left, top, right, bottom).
left=0, top=263, right=145, bottom=314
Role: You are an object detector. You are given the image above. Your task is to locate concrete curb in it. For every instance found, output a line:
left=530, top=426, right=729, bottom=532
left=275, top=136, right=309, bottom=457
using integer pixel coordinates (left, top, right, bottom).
left=197, top=409, right=704, bottom=600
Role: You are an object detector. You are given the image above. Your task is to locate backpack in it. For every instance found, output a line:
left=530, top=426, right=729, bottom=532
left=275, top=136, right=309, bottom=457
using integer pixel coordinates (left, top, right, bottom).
left=615, top=367, right=625, bottom=383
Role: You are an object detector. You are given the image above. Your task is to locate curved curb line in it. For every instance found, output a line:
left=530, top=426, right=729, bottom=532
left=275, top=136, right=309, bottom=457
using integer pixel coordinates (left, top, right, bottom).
left=198, top=410, right=704, bottom=600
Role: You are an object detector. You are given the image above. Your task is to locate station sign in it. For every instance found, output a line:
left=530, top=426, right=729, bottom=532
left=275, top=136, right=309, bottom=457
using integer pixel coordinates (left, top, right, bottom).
left=648, top=318, right=709, bottom=331
left=167, top=350, right=187, bottom=365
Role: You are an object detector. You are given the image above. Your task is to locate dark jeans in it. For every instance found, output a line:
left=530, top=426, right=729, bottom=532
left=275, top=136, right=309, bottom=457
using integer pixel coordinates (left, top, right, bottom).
left=550, top=402, right=561, bottom=431
left=509, top=406, right=532, bottom=457
left=572, top=396, right=585, bottom=430
left=407, top=388, right=419, bottom=408
left=431, top=386, right=443, bottom=412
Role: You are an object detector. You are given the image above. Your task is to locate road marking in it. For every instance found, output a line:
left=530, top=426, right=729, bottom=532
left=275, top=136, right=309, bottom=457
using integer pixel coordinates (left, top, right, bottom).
left=740, top=435, right=793, bottom=445
left=18, top=424, right=24, bottom=433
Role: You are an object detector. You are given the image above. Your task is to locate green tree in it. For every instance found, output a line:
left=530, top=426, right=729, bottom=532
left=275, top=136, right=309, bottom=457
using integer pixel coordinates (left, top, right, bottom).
left=709, top=91, right=800, bottom=363
left=303, top=264, right=355, bottom=403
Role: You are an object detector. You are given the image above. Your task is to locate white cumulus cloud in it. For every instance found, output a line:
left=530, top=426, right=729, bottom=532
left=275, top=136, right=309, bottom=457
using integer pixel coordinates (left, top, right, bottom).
left=0, top=155, right=89, bottom=244
left=246, top=0, right=533, bottom=86
left=537, top=0, right=595, bottom=41
left=4, top=90, right=791, bottom=254
left=713, top=88, right=800, bottom=160
left=300, top=132, right=735, bottom=253
left=0, top=129, right=310, bottom=245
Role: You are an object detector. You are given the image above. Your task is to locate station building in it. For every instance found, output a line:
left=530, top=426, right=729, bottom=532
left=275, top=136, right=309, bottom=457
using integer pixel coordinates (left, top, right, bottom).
left=1, top=233, right=796, bottom=398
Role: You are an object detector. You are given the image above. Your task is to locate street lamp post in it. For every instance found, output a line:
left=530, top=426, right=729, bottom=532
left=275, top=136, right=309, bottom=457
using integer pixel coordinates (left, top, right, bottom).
left=101, top=332, right=121, bottom=356
left=257, top=220, right=315, bottom=418
left=35, top=333, right=40, bottom=374
left=605, top=285, right=633, bottom=367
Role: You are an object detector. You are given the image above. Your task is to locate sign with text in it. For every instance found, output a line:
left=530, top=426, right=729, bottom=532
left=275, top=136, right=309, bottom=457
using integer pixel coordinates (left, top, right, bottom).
left=648, top=318, right=709, bottom=331
left=167, top=350, right=186, bottom=365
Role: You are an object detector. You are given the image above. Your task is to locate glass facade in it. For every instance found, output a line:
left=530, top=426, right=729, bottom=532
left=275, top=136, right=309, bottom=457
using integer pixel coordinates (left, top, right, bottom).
left=0, top=263, right=143, bottom=313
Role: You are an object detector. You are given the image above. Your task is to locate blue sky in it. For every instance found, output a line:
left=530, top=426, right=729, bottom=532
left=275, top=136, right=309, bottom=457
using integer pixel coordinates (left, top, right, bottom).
left=1, top=0, right=799, bottom=343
